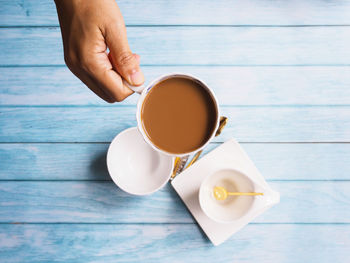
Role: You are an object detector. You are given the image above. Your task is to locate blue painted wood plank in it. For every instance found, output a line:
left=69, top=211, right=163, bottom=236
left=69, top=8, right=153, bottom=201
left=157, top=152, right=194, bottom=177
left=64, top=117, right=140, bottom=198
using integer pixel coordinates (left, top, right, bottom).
left=0, top=224, right=349, bottom=262
left=1, top=143, right=350, bottom=181
left=0, top=181, right=349, bottom=223
left=1, top=27, right=350, bottom=66
left=1, top=66, right=350, bottom=106
left=0, top=143, right=111, bottom=181
left=1, top=0, right=350, bottom=26
left=1, top=107, right=350, bottom=142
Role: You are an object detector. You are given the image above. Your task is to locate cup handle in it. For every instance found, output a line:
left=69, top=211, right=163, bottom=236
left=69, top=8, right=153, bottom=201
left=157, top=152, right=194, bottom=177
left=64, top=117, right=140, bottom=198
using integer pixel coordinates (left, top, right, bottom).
left=265, top=190, right=280, bottom=206
left=123, top=79, right=145, bottom=94
left=254, top=184, right=280, bottom=206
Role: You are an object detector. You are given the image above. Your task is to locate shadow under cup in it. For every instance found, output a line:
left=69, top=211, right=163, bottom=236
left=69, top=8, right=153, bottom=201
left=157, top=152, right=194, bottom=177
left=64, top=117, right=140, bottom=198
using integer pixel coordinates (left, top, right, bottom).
left=140, top=75, right=219, bottom=155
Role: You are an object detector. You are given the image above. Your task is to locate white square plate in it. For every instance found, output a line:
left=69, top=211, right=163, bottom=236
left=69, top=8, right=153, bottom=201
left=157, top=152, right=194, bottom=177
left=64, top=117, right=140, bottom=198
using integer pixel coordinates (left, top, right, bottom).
left=171, top=139, right=279, bottom=246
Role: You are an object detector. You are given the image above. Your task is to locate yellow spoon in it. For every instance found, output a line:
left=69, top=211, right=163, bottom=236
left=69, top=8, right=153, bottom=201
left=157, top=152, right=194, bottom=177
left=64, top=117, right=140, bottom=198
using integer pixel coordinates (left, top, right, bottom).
left=213, top=186, right=264, bottom=201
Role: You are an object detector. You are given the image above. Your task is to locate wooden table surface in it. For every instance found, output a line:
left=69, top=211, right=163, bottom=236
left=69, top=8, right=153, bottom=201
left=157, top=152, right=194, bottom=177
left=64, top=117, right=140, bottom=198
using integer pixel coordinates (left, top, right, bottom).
left=1, top=1, right=350, bottom=262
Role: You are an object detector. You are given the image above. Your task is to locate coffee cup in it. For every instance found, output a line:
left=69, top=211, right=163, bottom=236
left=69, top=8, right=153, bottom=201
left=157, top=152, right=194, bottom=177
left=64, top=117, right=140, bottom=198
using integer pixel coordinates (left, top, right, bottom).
left=107, top=73, right=220, bottom=195
left=125, top=73, right=220, bottom=157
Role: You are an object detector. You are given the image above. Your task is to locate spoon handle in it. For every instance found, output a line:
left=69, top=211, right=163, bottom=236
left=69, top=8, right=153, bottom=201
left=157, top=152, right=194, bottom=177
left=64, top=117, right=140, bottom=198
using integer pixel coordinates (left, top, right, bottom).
left=185, top=116, right=228, bottom=169
left=228, top=192, right=264, bottom=196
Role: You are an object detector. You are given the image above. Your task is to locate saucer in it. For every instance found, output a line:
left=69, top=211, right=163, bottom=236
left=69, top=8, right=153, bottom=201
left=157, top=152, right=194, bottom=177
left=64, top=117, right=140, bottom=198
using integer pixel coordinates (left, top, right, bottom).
left=107, top=127, right=174, bottom=195
left=171, top=139, right=280, bottom=245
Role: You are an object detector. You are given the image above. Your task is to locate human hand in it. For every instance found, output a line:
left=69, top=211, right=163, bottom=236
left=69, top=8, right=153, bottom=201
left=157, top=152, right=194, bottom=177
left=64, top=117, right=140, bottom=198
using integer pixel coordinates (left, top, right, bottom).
left=54, top=0, right=144, bottom=103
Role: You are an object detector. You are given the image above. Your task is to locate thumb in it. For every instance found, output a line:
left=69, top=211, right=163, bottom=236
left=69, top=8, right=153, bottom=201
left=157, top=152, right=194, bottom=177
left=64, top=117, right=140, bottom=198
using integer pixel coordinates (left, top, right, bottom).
left=105, top=26, right=144, bottom=86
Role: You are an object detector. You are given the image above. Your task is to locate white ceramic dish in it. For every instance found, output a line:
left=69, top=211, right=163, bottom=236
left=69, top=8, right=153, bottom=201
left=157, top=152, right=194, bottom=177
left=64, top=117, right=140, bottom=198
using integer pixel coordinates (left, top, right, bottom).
left=107, top=127, right=174, bottom=195
left=171, top=139, right=280, bottom=246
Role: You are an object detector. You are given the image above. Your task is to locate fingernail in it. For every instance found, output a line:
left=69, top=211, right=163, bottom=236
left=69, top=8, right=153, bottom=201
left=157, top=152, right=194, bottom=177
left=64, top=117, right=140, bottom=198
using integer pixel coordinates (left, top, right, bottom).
left=129, top=69, right=144, bottom=86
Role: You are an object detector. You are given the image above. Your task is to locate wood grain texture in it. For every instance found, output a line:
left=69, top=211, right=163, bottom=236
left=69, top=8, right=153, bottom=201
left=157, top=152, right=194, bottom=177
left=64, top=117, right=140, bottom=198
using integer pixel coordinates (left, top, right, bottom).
left=1, top=143, right=350, bottom=181
left=0, top=181, right=349, bottom=223
left=1, top=27, right=350, bottom=66
left=1, top=1, right=350, bottom=261
left=0, top=224, right=349, bottom=263
left=1, top=107, right=350, bottom=143
left=2, top=66, right=350, bottom=106
left=1, top=0, right=350, bottom=26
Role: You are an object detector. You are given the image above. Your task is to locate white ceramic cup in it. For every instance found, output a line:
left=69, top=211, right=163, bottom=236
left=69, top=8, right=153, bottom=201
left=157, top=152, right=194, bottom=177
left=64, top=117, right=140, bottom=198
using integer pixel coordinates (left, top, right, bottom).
left=125, top=73, right=220, bottom=157
left=199, top=169, right=256, bottom=223
left=199, top=168, right=280, bottom=223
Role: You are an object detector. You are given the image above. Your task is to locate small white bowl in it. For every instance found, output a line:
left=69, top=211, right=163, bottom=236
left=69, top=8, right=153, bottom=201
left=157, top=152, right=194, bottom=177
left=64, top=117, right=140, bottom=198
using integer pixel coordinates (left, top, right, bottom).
left=107, top=127, right=174, bottom=195
left=199, top=169, right=257, bottom=223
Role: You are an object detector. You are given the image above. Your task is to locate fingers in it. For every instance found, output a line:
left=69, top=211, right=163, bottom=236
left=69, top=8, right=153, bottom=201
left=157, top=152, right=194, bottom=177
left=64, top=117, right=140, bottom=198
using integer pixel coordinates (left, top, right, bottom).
left=105, top=25, right=144, bottom=87
left=66, top=50, right=133, bottom=103
left=76, top=70, right=116, bottom=103
left=84, top=52, right=134, bottom=102
left=57, top=0, right=138, bottom=103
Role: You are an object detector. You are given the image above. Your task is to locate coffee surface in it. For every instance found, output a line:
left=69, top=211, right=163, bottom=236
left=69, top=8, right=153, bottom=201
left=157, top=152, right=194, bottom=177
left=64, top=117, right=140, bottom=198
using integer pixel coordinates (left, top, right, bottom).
left=141, top=77, right=217, bottom=154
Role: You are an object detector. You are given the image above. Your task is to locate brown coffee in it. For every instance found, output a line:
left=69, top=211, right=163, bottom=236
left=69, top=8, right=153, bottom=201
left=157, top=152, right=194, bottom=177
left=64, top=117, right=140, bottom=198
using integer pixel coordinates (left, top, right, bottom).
left=141, top=77, right=218, bottom=154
